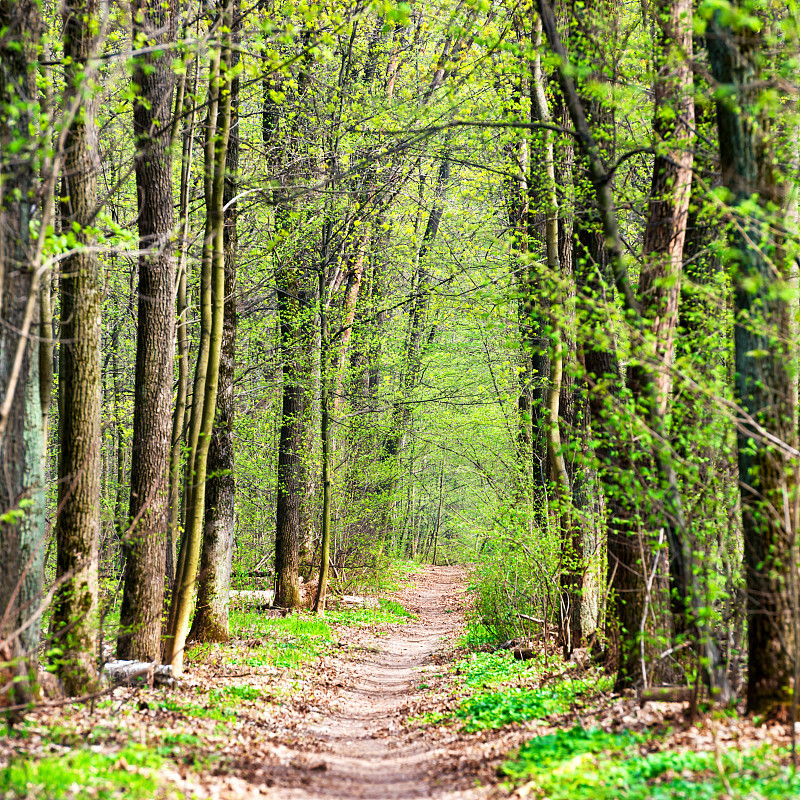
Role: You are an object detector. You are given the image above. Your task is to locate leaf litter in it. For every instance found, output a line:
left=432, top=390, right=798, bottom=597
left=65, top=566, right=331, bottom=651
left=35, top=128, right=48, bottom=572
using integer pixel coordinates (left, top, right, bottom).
left=2, top=567, right=799, bottom=799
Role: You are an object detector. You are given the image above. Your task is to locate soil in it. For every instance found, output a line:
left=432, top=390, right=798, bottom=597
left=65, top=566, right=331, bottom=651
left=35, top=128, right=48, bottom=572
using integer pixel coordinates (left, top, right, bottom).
left=9, top=565, right=795, bottom=799
left=233, top=564, right=516, bottom=799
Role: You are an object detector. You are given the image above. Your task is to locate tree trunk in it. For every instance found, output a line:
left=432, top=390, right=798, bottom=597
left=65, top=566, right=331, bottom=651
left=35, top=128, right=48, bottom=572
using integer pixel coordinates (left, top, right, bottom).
left=313, top=270, right=332, bottom=615
left=274, top=267, right=314, bottom=609
left=626, top=0, right=694, bottom=637
left=708, top=11, right=797, bottom=716
left=118, top=0, right=177, bottom=663
left=541, top=0, right=729, bottom=698
left=168, top=45, right=200, bottom=587
left=0, top=0, right=46, bottom=706
left=165, top=1, right=233, bottom=675
left=191, top=5, right=239, bottom=642
left=52, top=0, right=102, bottom=696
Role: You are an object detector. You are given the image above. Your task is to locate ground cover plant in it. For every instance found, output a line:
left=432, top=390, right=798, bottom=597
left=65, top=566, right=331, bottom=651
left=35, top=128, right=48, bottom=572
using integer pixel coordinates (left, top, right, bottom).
left=502, top=727, right=800, bottom=800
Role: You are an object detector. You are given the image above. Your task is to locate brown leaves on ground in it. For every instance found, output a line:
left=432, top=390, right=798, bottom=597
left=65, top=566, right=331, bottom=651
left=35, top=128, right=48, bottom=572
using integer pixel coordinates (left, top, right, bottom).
left=2, top=566, right=798, bottom=800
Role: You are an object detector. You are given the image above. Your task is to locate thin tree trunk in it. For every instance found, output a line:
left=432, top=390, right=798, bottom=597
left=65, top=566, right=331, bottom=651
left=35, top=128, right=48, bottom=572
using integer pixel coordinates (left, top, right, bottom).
left=168, top=41, right=200, bottom=586
left=191, top=3, right=240, bottom=642
left=314, top=270, right=332, bottom=615
left=118, top=0, right=177, bottom=662
left=165, top=1, right=233, bottom=675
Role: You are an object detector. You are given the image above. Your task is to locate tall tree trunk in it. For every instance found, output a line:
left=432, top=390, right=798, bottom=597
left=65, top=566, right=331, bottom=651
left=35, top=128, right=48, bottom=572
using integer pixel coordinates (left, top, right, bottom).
left=165, top=0, right=233, bottom=675
left=274, top=265, right=313, bottom=609
left=53, top=0, right=102, bottom=695
left=708, top=11, right=797, bottom=716
left=313, top=270, right=332, bottom=614
left=0, top=0, right=47, bottom=706
left=191, top=3, right=240, bottom=642
left=168, top=41, right=200, bottom=586
left=118, top=0, right=177, bottom=662
left=626, top=0, right=694, bottom=640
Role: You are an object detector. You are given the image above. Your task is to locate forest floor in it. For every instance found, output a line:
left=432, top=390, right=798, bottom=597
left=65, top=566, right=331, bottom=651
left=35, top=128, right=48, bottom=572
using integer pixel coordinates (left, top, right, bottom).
left=3, top=565, right=800, bottom=799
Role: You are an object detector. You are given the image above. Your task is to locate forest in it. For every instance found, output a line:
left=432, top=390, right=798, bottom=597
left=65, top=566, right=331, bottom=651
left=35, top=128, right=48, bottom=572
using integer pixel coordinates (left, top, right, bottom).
left=1, top=0, right=800, bottom=796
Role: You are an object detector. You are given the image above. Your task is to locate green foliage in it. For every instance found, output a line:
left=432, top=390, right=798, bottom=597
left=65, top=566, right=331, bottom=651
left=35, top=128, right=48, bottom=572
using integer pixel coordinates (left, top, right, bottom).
left=502, top=728, right=800, bottom=800
left=153, top=696, right=237, bottom=721
left=0, top=745, right=168, bottom=799
left=457, top=622, right=497, bottom=650
left=455, top=676, right=610, bottom=732
left=454, top=649, right=544, bottom=687
left=228, top=612, right=334, bottom=668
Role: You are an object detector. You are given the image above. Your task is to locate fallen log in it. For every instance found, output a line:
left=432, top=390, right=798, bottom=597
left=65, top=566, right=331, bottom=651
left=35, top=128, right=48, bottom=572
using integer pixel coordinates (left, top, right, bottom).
left=103, top=660, right=176, bottom=688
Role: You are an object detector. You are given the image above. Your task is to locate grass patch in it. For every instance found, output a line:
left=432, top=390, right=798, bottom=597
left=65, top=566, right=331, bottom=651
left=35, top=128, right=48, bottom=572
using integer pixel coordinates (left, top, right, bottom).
left=502, top=727, right=800, bottom=799
left=209, top=684, right=261, bottom=703
left=458, top=621, right=498, bottom=650
left=229, top=612, right=334, bottom=669
left=152, top=696, right=237, bottom=721
left=455, top=649, right=545, bottom=688
left=0, top=745, right=169, bottom=799
left=456, top=675, right=610, bottom=731
left=327, top=598, right=416, bottom=627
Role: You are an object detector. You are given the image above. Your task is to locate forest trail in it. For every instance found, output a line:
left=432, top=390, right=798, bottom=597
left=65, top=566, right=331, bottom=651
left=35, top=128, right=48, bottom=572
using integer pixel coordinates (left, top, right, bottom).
left=249, top=565, right=487, bottom=800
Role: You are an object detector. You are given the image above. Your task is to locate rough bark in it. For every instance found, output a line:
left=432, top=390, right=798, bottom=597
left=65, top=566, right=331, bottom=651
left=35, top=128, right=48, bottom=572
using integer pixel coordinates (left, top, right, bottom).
left=626, top=0, right=695, bottom=642
left=708, top=12, right=797, bottom=716
left=0, top=1, right=46, bottom=709
left=542, top=0, right=729, bottom=698
left=118, top=0, right=177, bottom=662
left=53, top=0, right=102, bottom=695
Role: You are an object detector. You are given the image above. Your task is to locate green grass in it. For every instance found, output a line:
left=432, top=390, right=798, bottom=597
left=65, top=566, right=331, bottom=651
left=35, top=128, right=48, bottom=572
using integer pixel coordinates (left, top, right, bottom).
left=327, top=598, right=416, bottom=627
left=501, top=727, right=800, bottom=799
left=223, top=595, right=415, bottom=670
left=0, top=745, right=169, bottom=799
left=227, top=612, right=334, bottom=669
left=152, top=696, right=237, bottom=721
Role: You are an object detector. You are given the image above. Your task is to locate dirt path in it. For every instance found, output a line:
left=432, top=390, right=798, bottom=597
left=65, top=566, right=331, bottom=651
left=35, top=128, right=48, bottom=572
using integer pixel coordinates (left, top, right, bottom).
left=261, top=565, right=480, bottom=800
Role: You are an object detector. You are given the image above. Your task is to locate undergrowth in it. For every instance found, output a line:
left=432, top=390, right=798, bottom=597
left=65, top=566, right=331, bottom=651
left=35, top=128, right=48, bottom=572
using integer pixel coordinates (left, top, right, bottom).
left=502, top=727, right=800, bottom=799
left=0, top=745, right=171, bottom=799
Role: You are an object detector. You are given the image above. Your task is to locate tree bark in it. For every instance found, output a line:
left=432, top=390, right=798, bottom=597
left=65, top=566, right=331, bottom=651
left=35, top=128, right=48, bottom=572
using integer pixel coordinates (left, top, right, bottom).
left=274, top=266, right=314, bottom=609
left=118, top=0, right=177, bottom=662
left=708, top=11, right=797, bottom=716
left=0, top=0, right=46, bottom=706
left=168, top=45, right=200, bottom=587
left=53, top=0, right=102, bottom=695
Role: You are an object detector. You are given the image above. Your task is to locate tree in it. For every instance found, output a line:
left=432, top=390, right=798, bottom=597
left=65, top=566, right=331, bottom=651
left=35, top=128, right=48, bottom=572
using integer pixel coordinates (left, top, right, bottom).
left=707, top=2, right=798, bottom=716
left=0, top=0, right=47, bottom=706
left=117, top=0, right=178, bottom=663
left=165, top=0, right=234, bottom=674
left=191, top=0, right=241, bottom=642
left=52, top=0, right=102, bottom=695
